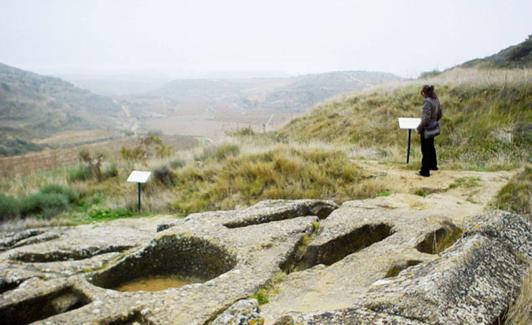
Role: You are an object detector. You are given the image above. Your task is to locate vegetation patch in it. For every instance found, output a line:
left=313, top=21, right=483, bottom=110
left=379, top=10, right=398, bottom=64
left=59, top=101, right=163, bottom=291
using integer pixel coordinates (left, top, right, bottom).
left=416, top=222, right=463, bottom=254
left=282, top=82, right=532, bottom=169
left=249, top=272, right=286, bottom=305
left=412, top=187, right=445, bottom=197
left=505, top=269, right=532, bottom=325
left=171, top=146, right=375, bottom=214
left=492, top=167, right=531, bottom=218
left=448, top=176, right=482, bottom=189
left=87, top=208, right=135, bottom=221
left=385, top=260, right=423, bottom=278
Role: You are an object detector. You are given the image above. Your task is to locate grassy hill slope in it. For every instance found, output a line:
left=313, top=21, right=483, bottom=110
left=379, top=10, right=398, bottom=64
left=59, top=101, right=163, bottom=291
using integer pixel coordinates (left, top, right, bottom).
left=0, top=63, right=124, bottom=155
left=281, top=70, right=531, bottom=169
left=461, top=35, right=532, bottom=69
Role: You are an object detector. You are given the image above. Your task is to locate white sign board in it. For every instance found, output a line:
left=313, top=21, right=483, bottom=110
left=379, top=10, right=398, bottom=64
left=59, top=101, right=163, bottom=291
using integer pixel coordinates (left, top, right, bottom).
left=127, top=170, right=151, bottom=183
left=398, top=118, right=421, bottom=130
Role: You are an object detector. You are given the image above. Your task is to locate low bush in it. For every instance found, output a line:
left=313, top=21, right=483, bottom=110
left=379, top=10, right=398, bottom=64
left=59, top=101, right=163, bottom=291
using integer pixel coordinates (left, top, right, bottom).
left=39, top=184, right=80, bottom=203
left=14, top=184, right=81, bottom=218
left=19, top=192, right=69, bottom=217
left=0, top=193, right=20, bottom=221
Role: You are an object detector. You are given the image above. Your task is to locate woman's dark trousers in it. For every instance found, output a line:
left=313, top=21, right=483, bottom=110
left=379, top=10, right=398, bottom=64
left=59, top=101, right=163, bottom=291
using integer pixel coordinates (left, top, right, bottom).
left=420, top=134, right=437, bottom=175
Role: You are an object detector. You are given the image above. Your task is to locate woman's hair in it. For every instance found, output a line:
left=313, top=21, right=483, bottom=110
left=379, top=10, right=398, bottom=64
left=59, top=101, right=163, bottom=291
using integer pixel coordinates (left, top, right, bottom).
left=421, top=85, right=437, bottom=99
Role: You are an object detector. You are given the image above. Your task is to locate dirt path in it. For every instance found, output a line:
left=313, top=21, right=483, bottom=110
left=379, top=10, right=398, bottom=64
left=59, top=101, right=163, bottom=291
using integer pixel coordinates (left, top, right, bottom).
left=355, top=159, right=515, bottom=226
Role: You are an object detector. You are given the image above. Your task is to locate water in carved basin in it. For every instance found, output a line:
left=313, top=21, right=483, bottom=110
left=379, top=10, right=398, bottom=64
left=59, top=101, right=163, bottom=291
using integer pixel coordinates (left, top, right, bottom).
left=114, top=275, right=203, bottom=292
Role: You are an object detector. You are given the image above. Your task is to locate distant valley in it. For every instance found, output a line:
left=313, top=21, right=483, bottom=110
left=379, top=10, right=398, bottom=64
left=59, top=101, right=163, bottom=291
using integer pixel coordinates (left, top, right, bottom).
left=0, top=66, right=401, bottom=155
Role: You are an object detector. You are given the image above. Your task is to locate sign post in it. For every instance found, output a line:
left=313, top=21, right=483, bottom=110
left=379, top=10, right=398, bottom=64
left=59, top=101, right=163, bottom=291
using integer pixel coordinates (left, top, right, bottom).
left=398, top=118, right=421, bottom=164
left=127, top=171, right=151, bottom=212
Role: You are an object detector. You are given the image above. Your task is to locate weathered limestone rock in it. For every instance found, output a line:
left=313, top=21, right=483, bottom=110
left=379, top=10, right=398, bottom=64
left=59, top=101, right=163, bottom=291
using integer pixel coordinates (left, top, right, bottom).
left=211, top=299, right=263, bottom=325
left=0, top=197, right=529, bottom=325
left=360, top=211, right=531, bottom=325
left=0, top=200, right=335, bottom=325
left=273, top=307, right=427, bottom=325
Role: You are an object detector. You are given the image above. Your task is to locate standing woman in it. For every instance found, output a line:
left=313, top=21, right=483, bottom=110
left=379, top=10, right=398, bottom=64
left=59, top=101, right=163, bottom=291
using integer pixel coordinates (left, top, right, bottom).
left=416, top=85, right=442, bottom=177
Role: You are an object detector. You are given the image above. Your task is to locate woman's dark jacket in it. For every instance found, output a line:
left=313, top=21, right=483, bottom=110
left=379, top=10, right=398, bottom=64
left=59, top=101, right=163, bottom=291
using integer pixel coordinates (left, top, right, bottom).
left=416, top=97, right=443, bottom=133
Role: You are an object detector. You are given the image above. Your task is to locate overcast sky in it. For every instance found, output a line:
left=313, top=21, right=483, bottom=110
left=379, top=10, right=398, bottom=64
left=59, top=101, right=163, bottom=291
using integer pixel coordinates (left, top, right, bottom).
left=1, top=0, right=531, bottom=78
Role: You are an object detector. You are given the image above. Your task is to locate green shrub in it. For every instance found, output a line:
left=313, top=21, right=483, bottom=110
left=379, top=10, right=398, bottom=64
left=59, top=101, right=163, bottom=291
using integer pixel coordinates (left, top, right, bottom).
left=20, top=192, right=69, bottom=217
left=0, top=193, right=20, bottom=220
left=39, top=184, right=80, bottom=203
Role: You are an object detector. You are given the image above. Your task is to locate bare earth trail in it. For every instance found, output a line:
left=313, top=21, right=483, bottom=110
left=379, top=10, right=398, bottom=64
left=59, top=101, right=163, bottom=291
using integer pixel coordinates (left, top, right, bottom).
left=354, top=159, right=515, bottom=226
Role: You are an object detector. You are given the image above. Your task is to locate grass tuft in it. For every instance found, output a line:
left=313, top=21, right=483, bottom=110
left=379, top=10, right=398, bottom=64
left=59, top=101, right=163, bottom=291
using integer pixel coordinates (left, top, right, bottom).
left=492, top=167, right=531, bottom=217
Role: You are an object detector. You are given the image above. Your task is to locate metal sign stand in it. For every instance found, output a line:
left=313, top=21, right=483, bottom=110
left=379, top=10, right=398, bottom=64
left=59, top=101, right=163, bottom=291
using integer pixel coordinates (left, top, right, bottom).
left=127, top=171, right=152, bottom=212
left=398, top=118, right=421, bottom=164
left=137, top=183, right=142, bottom=212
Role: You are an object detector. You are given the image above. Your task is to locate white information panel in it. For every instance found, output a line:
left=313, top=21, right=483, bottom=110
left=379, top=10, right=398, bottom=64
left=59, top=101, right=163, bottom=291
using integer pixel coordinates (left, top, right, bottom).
left=398, top=118, right=421, bottom=130
left=127, top=170, right=151, bottom=183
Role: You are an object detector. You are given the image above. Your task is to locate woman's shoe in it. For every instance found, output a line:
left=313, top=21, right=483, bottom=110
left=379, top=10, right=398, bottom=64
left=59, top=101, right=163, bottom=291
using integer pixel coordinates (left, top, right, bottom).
left=430, top=167, right=439, bottom=171
left=417, top=171, right=430, bottom=177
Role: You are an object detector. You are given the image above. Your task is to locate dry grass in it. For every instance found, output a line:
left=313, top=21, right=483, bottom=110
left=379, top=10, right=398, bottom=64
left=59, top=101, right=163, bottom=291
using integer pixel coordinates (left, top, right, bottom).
left=281, top=71, right=531, bottom=170
left=170, top=144, right=382, bottom=214
left=506, top=268, right=532, bottom=325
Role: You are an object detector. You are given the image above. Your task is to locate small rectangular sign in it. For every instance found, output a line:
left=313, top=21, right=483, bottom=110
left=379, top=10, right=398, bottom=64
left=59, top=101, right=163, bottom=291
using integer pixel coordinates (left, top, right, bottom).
left=127, top=170, right=151, bottom=183
left=398, top=118, right=421, bottom=129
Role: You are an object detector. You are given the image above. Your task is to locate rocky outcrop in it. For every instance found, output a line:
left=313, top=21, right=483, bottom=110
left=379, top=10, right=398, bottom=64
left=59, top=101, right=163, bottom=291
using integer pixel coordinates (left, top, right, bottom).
left=0, top=198, right=529, bottom=325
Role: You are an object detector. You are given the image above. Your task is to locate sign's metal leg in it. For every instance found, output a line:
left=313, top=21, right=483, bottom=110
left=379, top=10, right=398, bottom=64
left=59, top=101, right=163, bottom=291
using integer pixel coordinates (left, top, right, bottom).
left=406, top=129, right=412, bottom=164
left=137, top=183, right=141, bottom=212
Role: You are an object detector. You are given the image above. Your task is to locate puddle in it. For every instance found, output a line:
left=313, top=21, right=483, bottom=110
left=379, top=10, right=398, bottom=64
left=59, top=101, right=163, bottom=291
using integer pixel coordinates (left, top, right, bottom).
left=89, top=235, right=237, bottom=291
left=114, top=275, right=202, bottom=292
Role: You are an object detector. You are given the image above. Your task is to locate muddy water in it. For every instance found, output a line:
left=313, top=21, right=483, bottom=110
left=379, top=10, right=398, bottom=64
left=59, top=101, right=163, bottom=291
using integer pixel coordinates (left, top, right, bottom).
left=114, top=275, right=203, bottom=292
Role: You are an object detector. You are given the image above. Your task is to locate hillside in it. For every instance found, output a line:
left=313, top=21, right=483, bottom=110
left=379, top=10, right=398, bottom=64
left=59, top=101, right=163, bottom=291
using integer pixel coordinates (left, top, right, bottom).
left=461, top=35, right=532, bottom=69
left=281, top=70, right=532, bottom=169
left=148, top=71, right=401, bottom=114
left=0, top=63, right=124, bottom=155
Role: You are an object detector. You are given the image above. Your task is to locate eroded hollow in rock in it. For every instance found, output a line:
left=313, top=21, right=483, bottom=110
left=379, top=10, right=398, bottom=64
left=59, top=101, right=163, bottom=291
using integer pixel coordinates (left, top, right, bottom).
left=89, top=235, right=237, bottom=292
left=0, top=278, right=23, bottom=294
left=297, top=223, right=394, bottom=270
left=0, top=287, right=90, bottom=325
left=385, top=260, right=423, bottom=278
left=416, top=222, right=463, bottom=254
left=224, top=202, right=337, bottom=228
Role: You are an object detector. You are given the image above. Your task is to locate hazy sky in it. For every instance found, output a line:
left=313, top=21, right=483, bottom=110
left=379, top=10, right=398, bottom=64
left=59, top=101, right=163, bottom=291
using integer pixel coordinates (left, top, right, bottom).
left=1, top=0, right=531, bottom=78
